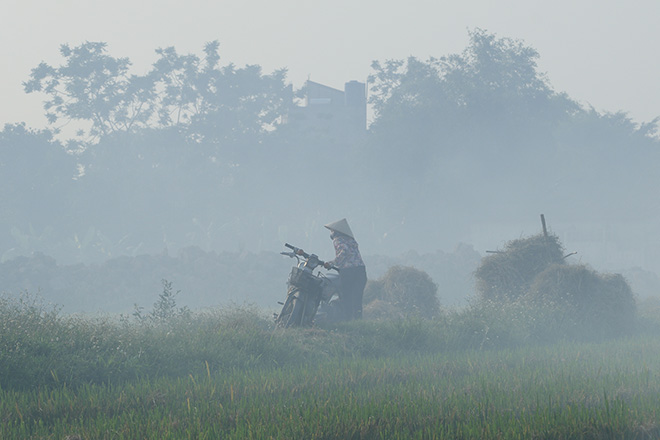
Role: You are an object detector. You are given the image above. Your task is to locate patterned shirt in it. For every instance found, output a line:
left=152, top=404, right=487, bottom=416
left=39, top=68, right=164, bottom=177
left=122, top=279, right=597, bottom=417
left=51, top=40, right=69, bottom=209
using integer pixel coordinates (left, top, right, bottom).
left=328, top=234, right=365, bottom=269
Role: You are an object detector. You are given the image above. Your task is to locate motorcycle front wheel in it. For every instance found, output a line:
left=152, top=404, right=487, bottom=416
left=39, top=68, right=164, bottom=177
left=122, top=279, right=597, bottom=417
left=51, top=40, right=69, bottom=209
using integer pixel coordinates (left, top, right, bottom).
left=276, top=288, right=305, bottom=328
left=286, top=294, right=306, bottom=328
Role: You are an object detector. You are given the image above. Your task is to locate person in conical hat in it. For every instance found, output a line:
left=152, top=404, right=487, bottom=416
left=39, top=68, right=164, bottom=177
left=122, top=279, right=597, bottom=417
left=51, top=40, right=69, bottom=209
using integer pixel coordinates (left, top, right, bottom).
left=323, top=218, right=366, bottom=320
left=324, top=218, right=354, bottom=239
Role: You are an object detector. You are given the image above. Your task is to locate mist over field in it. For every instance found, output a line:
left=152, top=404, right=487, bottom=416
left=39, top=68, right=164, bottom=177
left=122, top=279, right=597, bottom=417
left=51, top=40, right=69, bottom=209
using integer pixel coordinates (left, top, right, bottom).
left=1, top=29, right=659, bottom=313
left=4, top=3, right=660, bottom=436
left=4, top=0, right=660, bottom=435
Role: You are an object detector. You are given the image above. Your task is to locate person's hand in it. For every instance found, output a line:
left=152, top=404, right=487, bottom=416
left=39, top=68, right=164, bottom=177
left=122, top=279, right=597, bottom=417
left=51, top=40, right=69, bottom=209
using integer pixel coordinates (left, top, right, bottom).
left=323, top=262, right=332, bottom=269
left=296, top=249, right=305, bottom=256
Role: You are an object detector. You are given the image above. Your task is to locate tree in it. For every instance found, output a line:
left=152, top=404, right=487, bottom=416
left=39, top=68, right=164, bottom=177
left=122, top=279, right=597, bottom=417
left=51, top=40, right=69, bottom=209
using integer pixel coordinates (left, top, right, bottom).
left=364, top=29, right=660, bottom=225
left=440, top=29, right=558, bottom=118
left=150, top=41, right=291, bottom=147
left=0, top=123, right=76, bottom=258
left=24, top=41, right=291, bottom=152
left=23, top=42, right=157, bottom=142
left=367, top=29, right=575, bottom=161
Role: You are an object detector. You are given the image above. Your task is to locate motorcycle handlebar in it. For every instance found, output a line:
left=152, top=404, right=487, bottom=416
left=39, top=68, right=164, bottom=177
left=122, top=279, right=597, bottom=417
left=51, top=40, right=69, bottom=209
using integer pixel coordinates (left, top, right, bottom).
left=283, top=243, right=338, bottom=271
left=284, top=243, right=306, bottom=257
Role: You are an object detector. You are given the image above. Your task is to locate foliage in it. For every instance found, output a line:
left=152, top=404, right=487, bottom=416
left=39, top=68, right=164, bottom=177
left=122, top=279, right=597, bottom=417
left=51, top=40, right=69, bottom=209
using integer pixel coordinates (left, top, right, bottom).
left=149, top=41, right=291, bottom=145
left=5, top=30, right=660, bottom=264
left=23, top=42, right=156, bottom=140
left=131, top=279, right=190, bottom=323
left=366, top=29, right=575, bottom=181
left=0, top=123, right=76, bottom=258
left=440, top=28, right=563, bottom=123
left=363, top=265, right=440, bottom=319
left=23, top=41, right=290, bottom=145
left=474, top=233, right=565, bottom=301
left=16, top=41, right=297, bottom=264
left=369, top=28, right=565, bottom=125
left=362, top=29, right=660, bottom=259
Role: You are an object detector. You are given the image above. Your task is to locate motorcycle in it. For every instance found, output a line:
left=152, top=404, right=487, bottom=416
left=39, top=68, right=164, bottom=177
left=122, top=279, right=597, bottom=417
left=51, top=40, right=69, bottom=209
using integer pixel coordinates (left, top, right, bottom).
left=274, top=243, right=342, bottom=328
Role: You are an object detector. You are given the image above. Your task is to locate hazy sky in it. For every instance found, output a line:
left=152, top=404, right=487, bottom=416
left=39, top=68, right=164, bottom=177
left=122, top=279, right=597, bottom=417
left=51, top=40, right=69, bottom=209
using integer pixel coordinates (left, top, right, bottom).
left=2, top=0, right=659, bottom=130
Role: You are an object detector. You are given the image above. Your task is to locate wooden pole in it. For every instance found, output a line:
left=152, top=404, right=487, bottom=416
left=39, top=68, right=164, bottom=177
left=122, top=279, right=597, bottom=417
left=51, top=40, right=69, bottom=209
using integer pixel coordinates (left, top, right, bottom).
left=540, top=214, right=548, bottom=237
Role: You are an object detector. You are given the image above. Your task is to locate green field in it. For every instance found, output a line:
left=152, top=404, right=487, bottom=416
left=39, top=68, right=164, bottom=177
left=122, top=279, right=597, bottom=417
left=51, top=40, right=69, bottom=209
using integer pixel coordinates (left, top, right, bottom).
left=2, top=293, right=660, bottom=439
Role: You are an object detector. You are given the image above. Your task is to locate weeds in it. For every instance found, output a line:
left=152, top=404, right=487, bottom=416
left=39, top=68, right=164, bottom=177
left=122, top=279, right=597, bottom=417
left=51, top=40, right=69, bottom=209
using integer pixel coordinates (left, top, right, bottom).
left=131, top=279, right=190, bottom=324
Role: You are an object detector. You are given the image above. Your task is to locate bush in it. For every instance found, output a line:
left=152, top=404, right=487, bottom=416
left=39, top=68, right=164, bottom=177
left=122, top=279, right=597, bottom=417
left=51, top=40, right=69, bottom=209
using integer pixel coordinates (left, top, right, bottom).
left=527, top=264, right=637, bottom=340
left=475, top=233, right=565, bottom=301
left=363, top=266, right=439, bottom=319
left=132, top=279, right=190, bottom=323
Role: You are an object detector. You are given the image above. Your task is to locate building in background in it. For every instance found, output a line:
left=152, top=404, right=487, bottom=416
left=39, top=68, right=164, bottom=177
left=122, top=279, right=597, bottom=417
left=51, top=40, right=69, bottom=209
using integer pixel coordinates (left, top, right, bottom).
left=285, top=80, right=367, bottom=142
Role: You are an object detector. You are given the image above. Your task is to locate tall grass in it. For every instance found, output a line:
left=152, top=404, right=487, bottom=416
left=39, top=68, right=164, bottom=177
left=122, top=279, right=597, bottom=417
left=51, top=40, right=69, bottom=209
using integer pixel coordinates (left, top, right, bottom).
left=3, top=291, right=660, bottom=438
left=0, top=292, right=325, bottom=390
left=2, top=290, right=659, bottom=390
left=2, top=337, right=660, bottom=439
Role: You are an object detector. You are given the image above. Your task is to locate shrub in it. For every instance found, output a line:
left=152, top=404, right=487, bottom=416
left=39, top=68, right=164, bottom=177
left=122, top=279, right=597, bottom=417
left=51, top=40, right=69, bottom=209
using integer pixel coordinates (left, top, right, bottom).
left=475, top=233, right=565, bottom=301
left=131, top=279, right=190, bottom=324
left=363, top=266, right=439, bottom=319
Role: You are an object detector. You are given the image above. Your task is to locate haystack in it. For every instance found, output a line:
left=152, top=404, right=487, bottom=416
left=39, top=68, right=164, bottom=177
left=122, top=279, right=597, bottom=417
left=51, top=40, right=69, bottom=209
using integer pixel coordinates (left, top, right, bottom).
left=528, top=263, right=636, bottom=339
left=363, top=266, right=439, bottom=319
left=475, top=233, right=565, bottom=301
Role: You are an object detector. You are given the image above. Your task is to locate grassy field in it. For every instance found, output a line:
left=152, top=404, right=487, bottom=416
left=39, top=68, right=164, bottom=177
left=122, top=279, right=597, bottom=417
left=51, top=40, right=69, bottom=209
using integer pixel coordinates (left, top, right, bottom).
left=2, top=293, right=660, bottom=439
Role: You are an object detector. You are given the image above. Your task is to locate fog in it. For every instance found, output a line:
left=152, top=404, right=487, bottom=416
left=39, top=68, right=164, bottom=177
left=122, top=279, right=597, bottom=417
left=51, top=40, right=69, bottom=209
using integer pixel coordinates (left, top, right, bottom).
left=4, top=8, right=660, bottom=439
left=1, top=18, right=660, bottom=313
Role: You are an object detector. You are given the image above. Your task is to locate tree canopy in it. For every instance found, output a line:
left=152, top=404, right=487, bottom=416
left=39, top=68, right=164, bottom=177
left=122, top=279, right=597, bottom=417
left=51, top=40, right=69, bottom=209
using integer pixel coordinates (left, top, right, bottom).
left=23, top=41, right=291, bottom=147
left=4, top=30, right=660, bottom=263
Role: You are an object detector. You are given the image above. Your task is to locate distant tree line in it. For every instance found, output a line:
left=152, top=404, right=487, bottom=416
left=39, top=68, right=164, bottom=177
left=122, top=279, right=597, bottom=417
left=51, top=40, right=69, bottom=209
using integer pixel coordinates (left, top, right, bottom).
left=22, top=41, right=290, bottom=145
left=1, top=29, right=659, bottom=264
left=362, top=29, right=660, bottom=239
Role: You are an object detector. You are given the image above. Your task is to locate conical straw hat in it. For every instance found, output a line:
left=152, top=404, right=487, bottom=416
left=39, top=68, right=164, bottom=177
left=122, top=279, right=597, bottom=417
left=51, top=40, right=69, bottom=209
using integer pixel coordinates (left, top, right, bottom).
left=324, top=218, right=354, bottom=238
